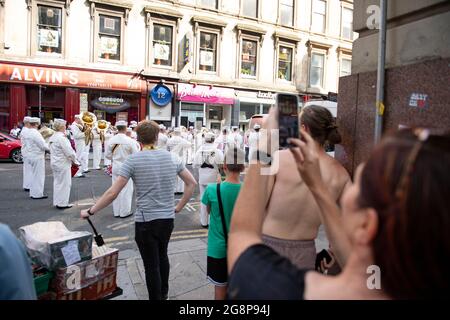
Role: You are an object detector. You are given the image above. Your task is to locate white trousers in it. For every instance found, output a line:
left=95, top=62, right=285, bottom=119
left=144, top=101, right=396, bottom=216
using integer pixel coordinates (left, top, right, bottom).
left=22, top=156, right=32, bottom=189
left=29, top=157, right=45, bottom=198
left=83, top=143, right=91, bottom=171
left=112, top=164, right=133, bottom=217
left=51, top=164, right=71, bottom=206
left=199, top=184, right=210, bottom=227
left=104, top=140, right=111, bottom=166
left=92, top=140, right=102, bottom=169
left=74, top=140, right=87, bottom=175
left=175, top=175, right=185, bottom=193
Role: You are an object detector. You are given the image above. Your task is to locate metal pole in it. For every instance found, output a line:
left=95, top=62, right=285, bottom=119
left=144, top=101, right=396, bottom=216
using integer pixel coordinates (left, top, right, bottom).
left=374, top=0, right=388, bottom=144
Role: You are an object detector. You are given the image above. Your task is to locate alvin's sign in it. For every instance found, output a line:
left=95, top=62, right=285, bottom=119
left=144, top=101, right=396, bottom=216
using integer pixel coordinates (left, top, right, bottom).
left=0, top=62, right=143, bottom=92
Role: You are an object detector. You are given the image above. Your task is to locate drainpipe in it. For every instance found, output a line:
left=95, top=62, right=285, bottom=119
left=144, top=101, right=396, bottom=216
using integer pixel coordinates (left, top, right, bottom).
left=374, top=0, right=388, bottom=144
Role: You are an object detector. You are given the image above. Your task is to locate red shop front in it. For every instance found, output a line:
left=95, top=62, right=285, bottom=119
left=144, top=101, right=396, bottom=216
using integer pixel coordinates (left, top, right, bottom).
left=0, top=61, right=147, bottom=132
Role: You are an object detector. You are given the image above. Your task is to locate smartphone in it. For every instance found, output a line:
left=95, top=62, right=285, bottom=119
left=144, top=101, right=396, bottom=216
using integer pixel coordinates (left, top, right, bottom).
left=277, top=93, right=299, bottom=149
left=315, top=249, right=333, bottom=271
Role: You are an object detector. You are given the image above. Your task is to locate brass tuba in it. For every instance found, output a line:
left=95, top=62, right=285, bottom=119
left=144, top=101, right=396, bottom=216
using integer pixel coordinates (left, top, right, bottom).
left=79, top=111, right=97, bottom=145
left=95, top=119, right=109, bottom=144
left=39, top=124, right=55, bottom=141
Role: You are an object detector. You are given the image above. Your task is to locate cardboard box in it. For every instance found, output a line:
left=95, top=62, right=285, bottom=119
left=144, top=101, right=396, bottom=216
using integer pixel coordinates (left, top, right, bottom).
left=50, top=245, right=118, bottom=296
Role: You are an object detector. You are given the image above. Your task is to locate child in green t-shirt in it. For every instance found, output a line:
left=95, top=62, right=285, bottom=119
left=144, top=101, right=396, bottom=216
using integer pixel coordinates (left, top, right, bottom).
left=202, top=147, right=245, bottom=300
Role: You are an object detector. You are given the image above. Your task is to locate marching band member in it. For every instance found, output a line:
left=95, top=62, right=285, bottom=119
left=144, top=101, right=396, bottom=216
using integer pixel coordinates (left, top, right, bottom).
left=104, top=123, right=113, bottom=167
left=193, top=132, right=223, bottom=228
left=157, top=124, right=168, bottom=150
left=20, top=117, right=32, bottom=192
left=70, top=115, right=87, bottom=177
left=167, top=128, right=191, bottom=194
left=130, top=121, right=138, bottom=140
left=49, top=119, right=79, bottom=209
left=27, top=117, right=49, bottom=199
left=105, top=121, right=139, bottom=218
left=92, top=123, right=102, bottom=170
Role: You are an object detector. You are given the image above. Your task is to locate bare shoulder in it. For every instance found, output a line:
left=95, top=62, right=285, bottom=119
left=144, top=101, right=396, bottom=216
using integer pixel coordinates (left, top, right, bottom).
left=322, top=154, right=351, bottom=189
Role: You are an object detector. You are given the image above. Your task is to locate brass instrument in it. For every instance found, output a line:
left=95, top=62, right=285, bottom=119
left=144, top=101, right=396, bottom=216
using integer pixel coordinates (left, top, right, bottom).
left=95, top=119, right=109, bottom=144
left=39, top=125, right=55, bottom=141
left=79, top=111, right=97, bottom=145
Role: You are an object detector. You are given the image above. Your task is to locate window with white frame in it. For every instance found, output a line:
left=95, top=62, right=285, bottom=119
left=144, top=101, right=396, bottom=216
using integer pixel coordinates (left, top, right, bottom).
left=311, top=0, right=326, bottom=33
left=153, top=24, right=173, bottom=66
left=280, top=0, right=294, bottom=27
left=341, top=7, right=353, bottom=40
left=243, top=0, right=258, bottom=18
left=98, top=14, right=122, bottom=61
left=340, top=58, right=351, bottom=77
left=198, top=0, right=218, bottom=10
left=310, top=52, right=325, bottom=87
left=278, top=46, right=293, bottom=81
left=199, top=32, right=218, bottom=72
left=37, top=5, right=62, bottom=54
left=241, top=39, right=258, bottom=78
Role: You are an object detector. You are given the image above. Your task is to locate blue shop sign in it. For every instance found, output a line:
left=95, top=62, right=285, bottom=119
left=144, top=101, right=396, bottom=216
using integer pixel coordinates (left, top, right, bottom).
left=151, top=84, right=172, bottom=107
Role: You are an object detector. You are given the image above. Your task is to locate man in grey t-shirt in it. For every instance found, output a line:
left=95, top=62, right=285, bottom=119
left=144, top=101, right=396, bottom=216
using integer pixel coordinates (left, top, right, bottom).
left=81, top=120, right=197, bottom=300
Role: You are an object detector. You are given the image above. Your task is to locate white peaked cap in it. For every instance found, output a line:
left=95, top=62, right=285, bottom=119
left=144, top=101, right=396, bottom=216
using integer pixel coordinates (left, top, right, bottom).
left=159, top=124, right=165, bottom=129
left=115, top=120, right=128, bottom=127
left=127, top=128, right=133, bottom=132
left=74, top=115, right=81, bottom=119
left=130, top=120, right=138, bottom=125
left=54, top=118, right=67, bottom=126
left=29, top=117, right=41, bottom=124
left=173, top=127, right=181, bottom=133
left=205, top=132, right=215, bottom=141
left=254, top=124, right=261, bottom=129
left=23, top=116, right=32, bottom=122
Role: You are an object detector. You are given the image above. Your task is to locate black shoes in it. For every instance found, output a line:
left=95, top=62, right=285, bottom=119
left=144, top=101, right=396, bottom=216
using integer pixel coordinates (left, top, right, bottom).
left=201, top=224, right=209, bottom=229
left=23, top=188, right=30, bottom=192
left=31, top=195, right=48, bottom=199
left=56, top=204, right=73, bottom=210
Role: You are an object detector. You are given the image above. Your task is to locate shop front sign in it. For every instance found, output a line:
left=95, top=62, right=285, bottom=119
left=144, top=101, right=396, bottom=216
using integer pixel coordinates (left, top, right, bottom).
left=177, top=83, right=234, bottom=105
left=90, top=97, right=130, bottom=114
left=150, top=84, right=173, bottom=107
left=0, top=62, right=143, bottom=91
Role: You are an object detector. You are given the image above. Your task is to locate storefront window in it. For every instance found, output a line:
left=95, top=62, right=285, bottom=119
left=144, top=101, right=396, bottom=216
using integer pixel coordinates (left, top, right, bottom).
left=0, top=85, right=10, bottom=132
left=180, top=103, right=204, bottom=129
left=262, top=104, right=272, bottom=114
left=208, top=105, right=223, bottom=121
left=278, top=46, right=293, bottom=81
left=241, top=39, right=257, bottom=77
left=87, top=91, right=139, bottom=125
left=240, top=103, right=259, bottom=121
left=153, top=24, right=173, bottom=66
left=98, top=15, right=121, bottom=61
left=199, top=32, right=217, bottom=72
left=37, top=5, right=62, bottom=54
left=26, top=86, right=65, bottom=122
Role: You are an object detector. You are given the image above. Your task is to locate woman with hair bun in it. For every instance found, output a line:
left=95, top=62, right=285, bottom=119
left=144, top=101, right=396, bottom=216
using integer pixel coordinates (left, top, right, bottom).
left=260, top=105, right=351, bottom=272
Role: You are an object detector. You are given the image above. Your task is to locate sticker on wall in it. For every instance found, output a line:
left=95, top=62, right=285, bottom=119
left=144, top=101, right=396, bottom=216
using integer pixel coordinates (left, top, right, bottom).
left=409, top=93, right=429, bottom=108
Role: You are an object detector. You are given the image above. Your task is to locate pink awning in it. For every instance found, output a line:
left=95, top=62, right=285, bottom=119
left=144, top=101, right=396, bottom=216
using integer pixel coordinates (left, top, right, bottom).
left=177, top=83, right=234, bottom=105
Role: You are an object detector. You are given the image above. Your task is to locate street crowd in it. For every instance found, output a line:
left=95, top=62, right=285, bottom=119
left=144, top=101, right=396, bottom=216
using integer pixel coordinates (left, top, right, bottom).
left=1, top=105, right=449, bottom=300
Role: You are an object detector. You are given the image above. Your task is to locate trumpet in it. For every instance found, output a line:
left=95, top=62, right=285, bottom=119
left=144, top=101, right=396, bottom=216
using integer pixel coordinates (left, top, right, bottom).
left=79, top=111, right=97, bottom=145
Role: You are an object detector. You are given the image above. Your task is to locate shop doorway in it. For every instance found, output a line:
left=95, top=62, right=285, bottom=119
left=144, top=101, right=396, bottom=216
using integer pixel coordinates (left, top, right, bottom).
left=26, top=85, right=64, bottom=123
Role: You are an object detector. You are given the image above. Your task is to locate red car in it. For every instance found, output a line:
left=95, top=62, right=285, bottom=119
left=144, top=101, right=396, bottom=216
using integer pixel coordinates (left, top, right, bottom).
left=0, top=132, right=22, bottom=163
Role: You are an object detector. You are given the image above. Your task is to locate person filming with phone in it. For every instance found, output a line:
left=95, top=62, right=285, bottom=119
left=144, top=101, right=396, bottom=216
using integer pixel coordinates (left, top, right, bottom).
left=258, top=100, right=351, bottom=272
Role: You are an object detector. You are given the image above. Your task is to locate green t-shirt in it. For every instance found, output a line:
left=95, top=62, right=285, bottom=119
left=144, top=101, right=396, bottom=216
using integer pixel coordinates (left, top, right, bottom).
left=202, top=182, right=242, bottom=259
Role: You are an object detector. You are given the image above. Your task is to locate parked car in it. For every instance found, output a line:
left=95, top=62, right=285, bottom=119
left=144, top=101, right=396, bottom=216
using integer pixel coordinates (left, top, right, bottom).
left=0, top=132, right=22, bottom=163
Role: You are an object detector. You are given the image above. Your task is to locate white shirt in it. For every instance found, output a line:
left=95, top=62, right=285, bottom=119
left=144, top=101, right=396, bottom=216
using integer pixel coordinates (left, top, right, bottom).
left=105, top=133, right=139, bottom=164
left=70, top=122, right=85, bottom=141
left=20, top=127, right=30, bottom=157
left=167, top=136, right=191, bottom=159
left=27, top=128, right=49, bottom=158
left=157, top=132, right=168, bottom=149
left=248, top=131, right=260, bottom=153
left=194, top=143, right=224, bottom=185
left=92, top=128, right=101, bottom=142
left=49, top=132, right=77, bottom=168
